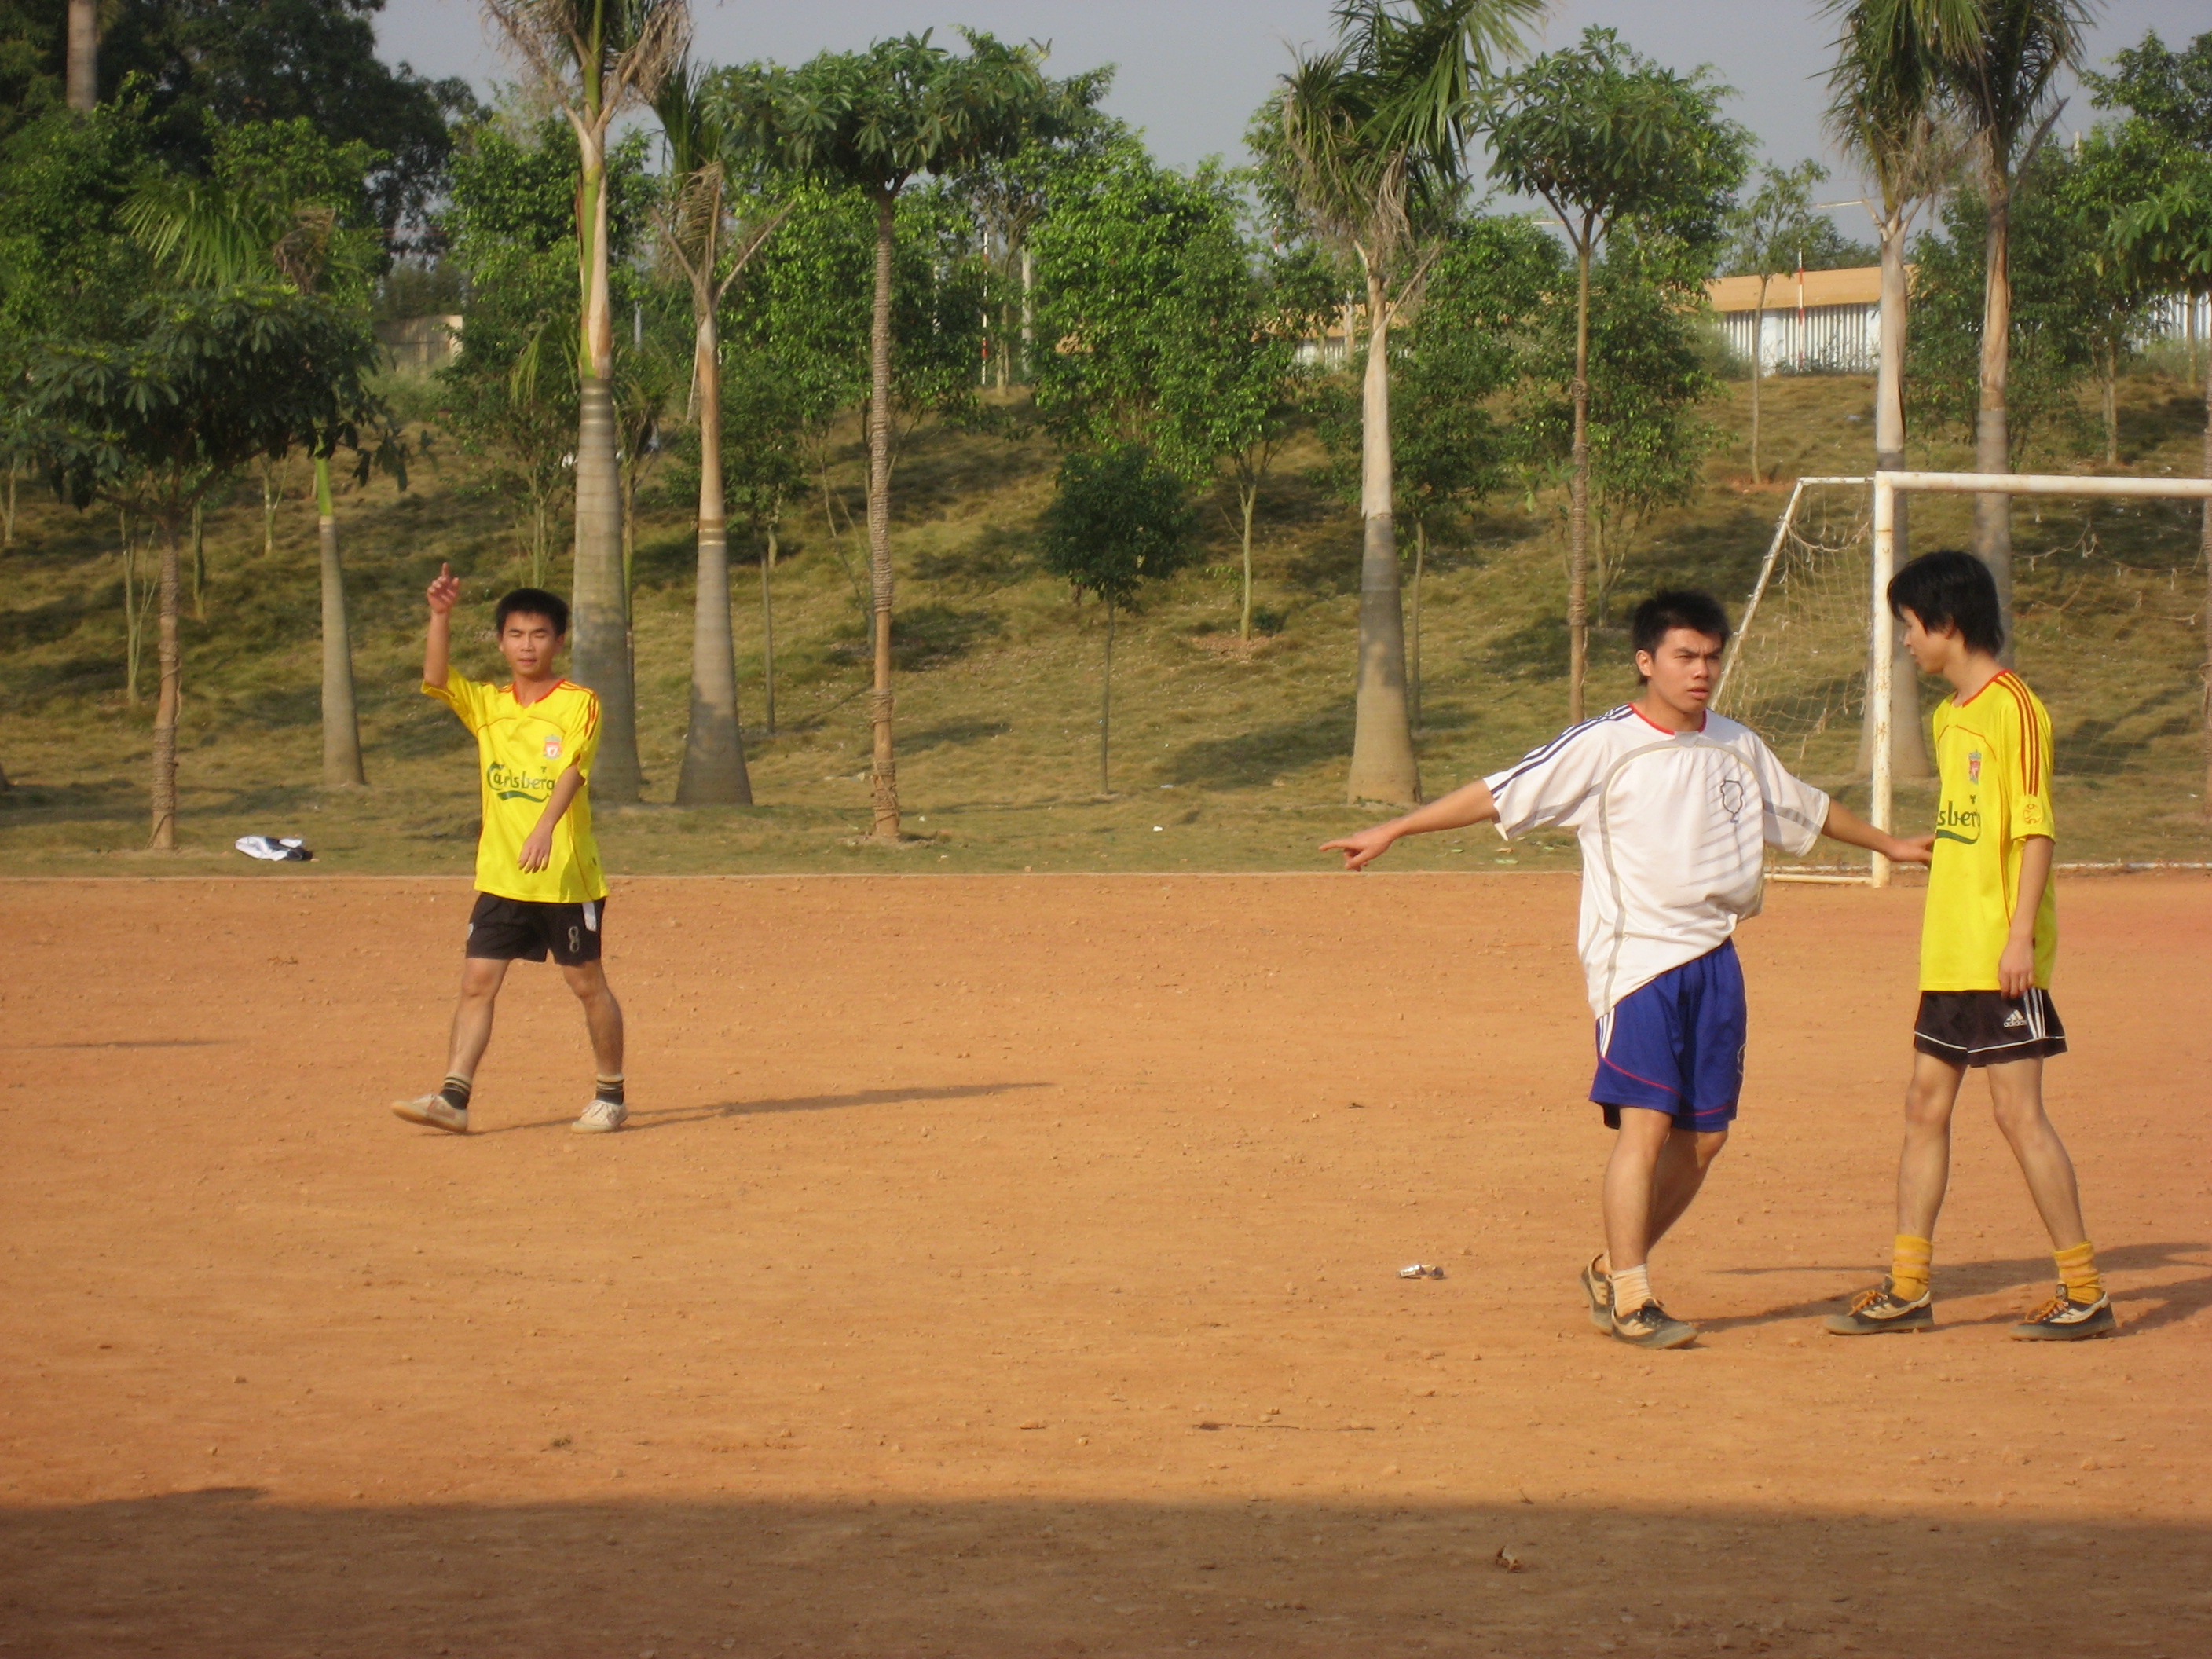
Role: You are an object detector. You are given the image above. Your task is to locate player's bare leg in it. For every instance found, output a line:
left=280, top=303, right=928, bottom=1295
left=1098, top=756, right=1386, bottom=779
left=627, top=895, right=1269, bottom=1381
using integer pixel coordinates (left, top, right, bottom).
left=1896, top=1049, right=1965, bottom=1240
left=563, top=960, right=628, bottom=1133
left=1983, top=1057, right=2087, bottom=1249
left=1598, top=1108, right=1710, bottom=1347
left=393, top=957, right=508, bottom=1133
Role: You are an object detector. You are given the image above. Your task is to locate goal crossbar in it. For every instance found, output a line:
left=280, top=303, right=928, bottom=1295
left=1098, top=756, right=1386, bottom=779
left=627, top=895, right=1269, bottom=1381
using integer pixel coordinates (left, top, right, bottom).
left=1865, top=470, right=2212, bottom=888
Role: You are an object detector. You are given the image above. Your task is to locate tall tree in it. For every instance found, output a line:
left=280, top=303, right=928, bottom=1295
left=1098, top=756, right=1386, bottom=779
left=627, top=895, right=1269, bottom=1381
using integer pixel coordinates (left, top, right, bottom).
left=30, top=287, right=382, bottom=847
left=1484, top=26, right=1749, bottom=721
left=1040, top=443, right=1199, bottom=793
left=484, top=0, right=690, bottom=805
left=2097, top=31, right=2212, bottom=817
left=124, top=116, right=391, bottom=788
left=1930, top=0, right=2092, bottom=657
left=1727, top=159, right=1832, bottom=483
left=768, top=29, right=1058, bottom=841
left=1823, top=0, right=1970, bottom=780
left=652, top=59, right=789, bottom=806
left=1268, top=0, right=1542, bottom=804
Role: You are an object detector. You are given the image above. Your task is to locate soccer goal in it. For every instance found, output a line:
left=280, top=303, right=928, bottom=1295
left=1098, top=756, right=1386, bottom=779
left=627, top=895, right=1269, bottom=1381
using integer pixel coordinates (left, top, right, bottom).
left=1716, top=470, right=2212, bottom=887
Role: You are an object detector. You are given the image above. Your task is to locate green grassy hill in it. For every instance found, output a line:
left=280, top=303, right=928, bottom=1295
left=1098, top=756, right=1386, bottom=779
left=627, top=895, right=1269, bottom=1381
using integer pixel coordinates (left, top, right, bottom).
left=2, top=369, right=2207, bottom=874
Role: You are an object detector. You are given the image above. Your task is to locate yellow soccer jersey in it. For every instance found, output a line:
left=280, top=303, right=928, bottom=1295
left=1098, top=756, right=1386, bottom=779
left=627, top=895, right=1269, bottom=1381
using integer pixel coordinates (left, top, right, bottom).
left=1920, top=669, right=2056, bottom=991
left=423, top=672, right=607, bottom=903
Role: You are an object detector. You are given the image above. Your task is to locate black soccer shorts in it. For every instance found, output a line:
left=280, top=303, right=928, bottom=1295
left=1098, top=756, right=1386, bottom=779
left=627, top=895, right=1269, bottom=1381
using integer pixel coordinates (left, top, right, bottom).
left=464, top=892, right=606, bottom=966
left=1912, top=987, right=2066, bottom=1067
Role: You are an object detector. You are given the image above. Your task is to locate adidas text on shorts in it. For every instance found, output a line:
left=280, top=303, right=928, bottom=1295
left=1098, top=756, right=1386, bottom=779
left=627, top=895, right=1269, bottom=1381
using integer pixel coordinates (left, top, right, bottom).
left=465, top=892, right=606, bottom=967
left=1912, top=988, right=2065, bottom=1067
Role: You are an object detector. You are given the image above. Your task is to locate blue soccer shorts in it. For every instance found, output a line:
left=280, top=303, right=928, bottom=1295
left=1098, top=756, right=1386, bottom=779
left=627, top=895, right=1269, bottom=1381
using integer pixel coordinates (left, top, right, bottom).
left=1591, top=939, right=1747, bottom=1133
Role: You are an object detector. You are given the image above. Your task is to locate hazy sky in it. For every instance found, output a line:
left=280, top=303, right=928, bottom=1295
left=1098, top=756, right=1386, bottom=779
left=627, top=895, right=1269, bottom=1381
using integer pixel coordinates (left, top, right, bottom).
left=376, top=1, right=2207, bottom=229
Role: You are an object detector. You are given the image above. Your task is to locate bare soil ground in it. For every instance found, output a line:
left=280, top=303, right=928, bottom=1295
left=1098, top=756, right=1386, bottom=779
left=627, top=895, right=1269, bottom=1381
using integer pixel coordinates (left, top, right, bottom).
left=3, top=873, right=2207, bottom=1658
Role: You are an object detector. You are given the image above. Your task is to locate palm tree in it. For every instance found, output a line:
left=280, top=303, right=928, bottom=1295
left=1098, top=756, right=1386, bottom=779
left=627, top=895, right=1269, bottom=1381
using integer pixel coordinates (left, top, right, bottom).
left=771, top=31, right=1058, bottom=841
left=66, top=0, right=95, bottom=110
left=123, top=136, right=386, bottom=789
left=1824, top=0, right=1972, bottom=780
left=1273, top=0, right=1541, bottom=804
left=1928, top=0, right=2092, bottom=654
left=652, top=60, right=791, bottom=806
left=484, top=0, right=690, bottom=804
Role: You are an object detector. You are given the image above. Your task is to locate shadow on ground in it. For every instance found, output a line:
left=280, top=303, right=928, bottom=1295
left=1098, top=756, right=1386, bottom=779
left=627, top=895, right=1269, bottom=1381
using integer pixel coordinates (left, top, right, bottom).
left=2, top=1488, right=2205, bottom=1657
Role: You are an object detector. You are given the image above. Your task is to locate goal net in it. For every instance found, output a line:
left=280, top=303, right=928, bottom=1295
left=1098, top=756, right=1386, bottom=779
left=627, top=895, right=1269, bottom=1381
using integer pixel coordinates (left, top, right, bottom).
left=1716, top=473, right=2212, bottom=876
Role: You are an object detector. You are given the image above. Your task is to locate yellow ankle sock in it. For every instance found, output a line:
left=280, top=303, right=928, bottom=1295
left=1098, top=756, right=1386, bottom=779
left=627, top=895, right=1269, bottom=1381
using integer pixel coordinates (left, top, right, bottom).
left=2054, top=1240, right=2102, bottom=1304
left=1889, top=1234, right=1933, bottom=1301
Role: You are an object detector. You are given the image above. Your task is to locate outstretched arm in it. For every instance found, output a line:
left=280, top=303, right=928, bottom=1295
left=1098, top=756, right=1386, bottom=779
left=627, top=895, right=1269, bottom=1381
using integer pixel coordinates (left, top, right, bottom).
left=1820, top=799, right=1932, bottom=866
left=424, top=562, right=459, bottom=690
left=1321, top=778, right=1500, bottom=871
left=518, top=764, right=586, bottom=873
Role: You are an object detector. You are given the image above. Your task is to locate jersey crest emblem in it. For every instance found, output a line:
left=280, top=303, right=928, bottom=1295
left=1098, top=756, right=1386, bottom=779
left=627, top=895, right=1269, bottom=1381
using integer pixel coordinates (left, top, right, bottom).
left=543, top=736, right=563, bottom=761
left=1967, top=749, right=1981, bottom=785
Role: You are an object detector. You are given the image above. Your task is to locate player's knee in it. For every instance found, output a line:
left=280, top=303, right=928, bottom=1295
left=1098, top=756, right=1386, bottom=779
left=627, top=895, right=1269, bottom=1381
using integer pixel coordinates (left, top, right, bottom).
left=1694, top=1128, right=1728, bottom=1165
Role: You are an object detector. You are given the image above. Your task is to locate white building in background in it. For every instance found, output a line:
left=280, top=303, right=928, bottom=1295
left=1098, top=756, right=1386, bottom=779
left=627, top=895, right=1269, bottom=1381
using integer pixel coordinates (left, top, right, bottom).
left=1706, top=267, right=1885, bottom=375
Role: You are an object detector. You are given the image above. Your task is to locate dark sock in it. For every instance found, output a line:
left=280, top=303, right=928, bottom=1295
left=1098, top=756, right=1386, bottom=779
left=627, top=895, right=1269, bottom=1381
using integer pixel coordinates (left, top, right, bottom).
left=594, top=1075, right=624, bottom=1107
left=438, top=1075, right=472, bottom=1112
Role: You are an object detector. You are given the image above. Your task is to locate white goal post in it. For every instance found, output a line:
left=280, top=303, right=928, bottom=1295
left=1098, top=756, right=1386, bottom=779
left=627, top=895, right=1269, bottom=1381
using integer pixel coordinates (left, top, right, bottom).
left=1865, top=471, right=2212, bottom=888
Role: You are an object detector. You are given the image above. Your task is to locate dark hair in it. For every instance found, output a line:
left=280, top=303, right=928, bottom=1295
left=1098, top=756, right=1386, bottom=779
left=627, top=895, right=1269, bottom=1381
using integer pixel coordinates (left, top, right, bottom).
left=1888, top=550, right=2002, bottom=655
left=1630, top=589, right=1730, bottom=680
left=494, top=588, right=569, bottom=637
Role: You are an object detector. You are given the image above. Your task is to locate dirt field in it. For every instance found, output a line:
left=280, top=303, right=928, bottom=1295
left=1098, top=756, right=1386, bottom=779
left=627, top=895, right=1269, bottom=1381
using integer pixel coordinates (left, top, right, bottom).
left=3, top=873, right=2207, bottom=1658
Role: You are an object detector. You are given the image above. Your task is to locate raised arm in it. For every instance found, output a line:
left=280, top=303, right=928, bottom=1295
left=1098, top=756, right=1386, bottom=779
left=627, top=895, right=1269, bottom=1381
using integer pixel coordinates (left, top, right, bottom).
left=1818, top=799, right=1932, bottom=866
left=424, top=562, right=460, bottom=690
left=1320, top=778, right=1500, bottom=871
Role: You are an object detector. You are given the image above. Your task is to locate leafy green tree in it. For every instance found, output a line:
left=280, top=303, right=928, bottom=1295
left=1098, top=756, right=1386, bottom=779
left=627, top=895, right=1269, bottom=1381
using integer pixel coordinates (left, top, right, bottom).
left=1727, top=159, right=1833, bottom=482
left=716, top=350, right=808, bottom=739
left=767, top=29, right=1060, bottom=841
left=124, top=115, right=391, bottom=787
left=484, top=0, right=690, bottom=804
left=29, top=286, right=383, bottom=847
left=1040, top=443, right=1199, bottom=793
left=1928, top=0, right=2093, bottom=654
left=1482, top=25, right=1749, bottom=720
left=1266, top=0, right=1542, bottom=804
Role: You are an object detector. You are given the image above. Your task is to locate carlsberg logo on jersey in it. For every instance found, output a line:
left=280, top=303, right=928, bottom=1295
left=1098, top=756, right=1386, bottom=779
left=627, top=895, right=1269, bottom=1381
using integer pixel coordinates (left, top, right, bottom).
left=487, top=760, right=557, bottom=803
left=1936, top=798, right=1982, bottom=845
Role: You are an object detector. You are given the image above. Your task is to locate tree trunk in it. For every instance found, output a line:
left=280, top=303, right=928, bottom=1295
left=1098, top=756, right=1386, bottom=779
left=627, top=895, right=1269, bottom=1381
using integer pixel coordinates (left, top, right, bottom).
left=150, top=516, right=181, bottom=849
left=3, top=463, right=17, bottom=549
left=1410, top=516, right=1425, bottom=735
left=1344, top=269, right=1418, bottom=805
left=761, top=525, right=777, bottom=738
left=2200, top=382, right=2210, bottom=820
left=189, top=501, right=206, bottom=619
left=1749, top=278, right=1767, bottom=483
left=1019, top=246, right=1034, bottom=383
left=1099, top=596, right=1114, bottom=795
left=1973, top=158, right=2016, bottom=662
left=1567, top=240, right=1594, bottom=723
left=1859, top=217, right=1932, bottom=782
left=259, top=456, right=280, bottom=557
left=866, top=187, right=903, bottom=840
left=121, top=510, right=141, bottom=705
left=676, top=302, right=753, bottom=807
left=65, top=0, right=95, bottom=110
left=2099, top=343, right=2118, bottom=467
left=569, top=121, right=643, bottom=802
left=316, top=456, right=366, bottom=788
left=1237, top=478, right=1257, bottom=642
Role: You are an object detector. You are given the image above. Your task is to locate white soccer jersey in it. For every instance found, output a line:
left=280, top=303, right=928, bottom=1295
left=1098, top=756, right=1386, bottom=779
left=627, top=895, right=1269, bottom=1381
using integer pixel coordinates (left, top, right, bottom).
left=1482, top=705, right=1830, bottom=1017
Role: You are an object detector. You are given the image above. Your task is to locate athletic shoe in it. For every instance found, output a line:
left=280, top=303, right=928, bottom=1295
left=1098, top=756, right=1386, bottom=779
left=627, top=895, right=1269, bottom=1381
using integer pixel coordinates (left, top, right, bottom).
left=572, top=1098, right=628, bottom=1135
left=1825, top=1277, right=1934, bottom=1336
left=1580, top=1253, right=1613, bottom=1331
left=2009, top=1291, right=2116, bottom=1342
left=1610, top=1301, right=1697, bottom=1350
left=391, top=1094, right=468, bottom=1134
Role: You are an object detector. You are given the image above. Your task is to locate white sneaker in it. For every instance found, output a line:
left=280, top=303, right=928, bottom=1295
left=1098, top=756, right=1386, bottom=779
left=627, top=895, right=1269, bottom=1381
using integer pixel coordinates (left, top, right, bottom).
left=572, top=1098, right=628, bottom=1134
left=392, top=1094, right=468, bottom=1133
